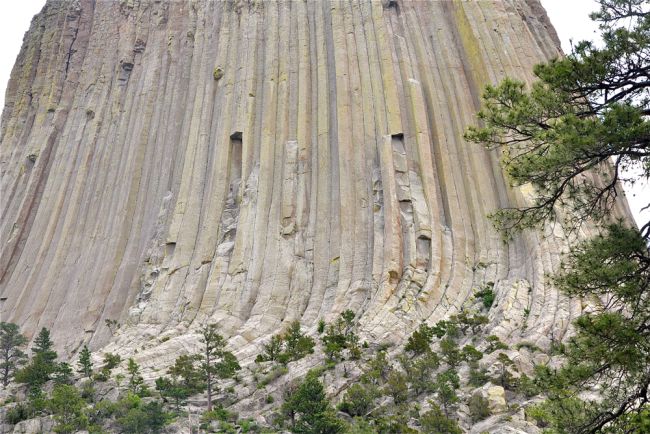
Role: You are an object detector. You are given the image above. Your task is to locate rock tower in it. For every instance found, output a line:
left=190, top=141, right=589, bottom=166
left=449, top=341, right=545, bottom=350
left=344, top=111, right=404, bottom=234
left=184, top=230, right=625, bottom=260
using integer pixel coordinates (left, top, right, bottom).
left=0, top=0, right=608, bottom=364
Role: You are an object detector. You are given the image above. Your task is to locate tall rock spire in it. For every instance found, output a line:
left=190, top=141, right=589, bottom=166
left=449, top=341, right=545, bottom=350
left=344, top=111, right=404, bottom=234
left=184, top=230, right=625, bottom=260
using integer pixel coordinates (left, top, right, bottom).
left=0, top=0, right=595, bottom=359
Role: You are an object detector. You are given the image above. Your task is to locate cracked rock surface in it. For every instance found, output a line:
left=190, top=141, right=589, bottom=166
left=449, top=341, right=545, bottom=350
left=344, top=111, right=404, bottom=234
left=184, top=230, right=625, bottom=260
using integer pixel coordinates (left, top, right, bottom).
left=0, top=0, right=632, bottom=367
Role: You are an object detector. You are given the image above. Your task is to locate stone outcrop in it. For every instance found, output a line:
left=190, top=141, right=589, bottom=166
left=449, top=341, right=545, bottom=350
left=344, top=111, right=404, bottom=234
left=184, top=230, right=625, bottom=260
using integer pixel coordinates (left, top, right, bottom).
left=0, top=0, right=632, bottom=369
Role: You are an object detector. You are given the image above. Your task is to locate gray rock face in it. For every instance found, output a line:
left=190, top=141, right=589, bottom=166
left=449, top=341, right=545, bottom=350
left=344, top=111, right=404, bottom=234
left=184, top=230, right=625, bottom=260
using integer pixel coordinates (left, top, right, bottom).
left=11, top=417, right=54, bottom=434
left=0, top=0, right=631, bottom=363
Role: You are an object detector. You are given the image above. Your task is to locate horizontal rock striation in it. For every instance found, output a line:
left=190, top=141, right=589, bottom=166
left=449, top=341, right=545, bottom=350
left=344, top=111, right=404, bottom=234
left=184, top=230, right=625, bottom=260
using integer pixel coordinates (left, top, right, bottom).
left=0, top=0, right=624, bottom=361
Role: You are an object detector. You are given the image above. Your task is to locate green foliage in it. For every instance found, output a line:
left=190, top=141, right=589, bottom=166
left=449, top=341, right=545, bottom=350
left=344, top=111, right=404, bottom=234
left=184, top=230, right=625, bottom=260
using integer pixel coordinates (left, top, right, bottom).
left=282, top=370, right=344, bottom=433
left=156, top=354, right=205, bottom=411
left=199, top=323, right=241, bottom=411
left=27, top=387, right=47, bottom=414
left=468, top=394, right=491, bottom=423
left=338, top=383, right=379, bottom=417
left=384, top=370, right=409, bottom=404
left=85, top=398, right=117, bottom=427
left=15, top=327, right=59, bottom=390
left=474, top=286, right=495, bottom=310
left=79, top=379, right=96, bottom=402
left=6, top=402, right=32, bottom=424
left=401, top=351, right=440, bottom=395
left=450, top=311, right=489, bottom=335
left=126, top=358, right=148, bottom=397
left=283, top=321, right=316, bottom=361
left=48, top=384, right=88, bottom=433
left=532, top=225, right=650, bottom=432
left=465, top=0, right=650, bottom=232
left=317, top=319, right=326, bottom=334
left=515, top=373, right=539, bottom=398
left=468, top=361, right=489, bottom=387
left=514, top=341, right=542, bottom=353
left=201, top=405, right=236, bottom=424
left=257, top=335, right=284, bottom=363
left=485, top=335, right=508, bottom=353
left=321, top=310, right=360, bottom=363
left=494, top=353, right=516, bottom=390
left=467, top=2, right=650, bottom=428
left=33, top=328, right=56, bottom=357
left=366, top=350, right=390, bottom=385
left=116, top=398, right=170, bottom=434
left=105, top=319, right=121, bottom=336
left=52, top=362, right=74, bottom=385
left=461, top=345, right=483, bottom=363
left=102, top=352, right=121, bottom=370
left=526, top=397, right=591, bottom=433
left=433, top=369, right=460, bottom=415
left=94, top=352, right=121, bottom=382
left=430, top=320, right=452, bottom=339
left=346, top=418, right=376, bottom=434
left=419, top=402, right=462, bottom=434
left=0, top=322, right=27, bottom=386
left=256, top=321, right=315, bottom=365
left=257, top=365, right=288, bottom=389
left=373, top=405, right=419, bottom=434
left=440, top=338, right=462, bottom=367
left=404, top=323, right=435, bottom=355
left=77, top=345, right=93, bottom=379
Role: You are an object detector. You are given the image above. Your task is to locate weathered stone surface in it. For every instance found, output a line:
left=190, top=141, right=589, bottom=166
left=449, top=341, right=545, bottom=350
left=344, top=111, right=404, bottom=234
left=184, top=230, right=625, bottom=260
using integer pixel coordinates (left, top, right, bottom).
left=474, top=384, right=508, bottom=414
left=11, top=417, right=54, bottom=434
left=487, top=386, right=508, bottom=413
left=0, top=0, right=633, bottom=372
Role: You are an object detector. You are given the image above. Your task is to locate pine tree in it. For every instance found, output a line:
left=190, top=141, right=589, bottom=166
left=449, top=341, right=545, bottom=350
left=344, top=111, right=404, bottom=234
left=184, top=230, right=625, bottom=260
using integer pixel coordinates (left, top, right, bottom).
left=282, top=321, right=315, bottom=362
left=404, top=323, right=436, bottom=355
left=127, top=358, right=147, bottom=396
left=53, top=362, right=73, bottom=385
left=77, top=345, right=93, bottom=379
left=0, top=322, right=27, bottom=386
left=48, top=384, right=88, bottom=433
left=33, top=327, right=56, bottom=361
left=198, top=324, right=240, bottom=411
left=15, top=327, right=58, bottom=390
left=466, top=1, right=650, bottom=430
left=156, top=354, right=204, bottom=411
left=434, top=369, right=460, bottom=416
left=420, top=403, right=462, bottom=434
left=282, top=370, right=344, bottom=433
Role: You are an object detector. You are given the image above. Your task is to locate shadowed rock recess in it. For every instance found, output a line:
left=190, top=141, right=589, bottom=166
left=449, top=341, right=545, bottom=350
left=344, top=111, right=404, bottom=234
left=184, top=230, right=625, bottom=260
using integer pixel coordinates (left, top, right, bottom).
left=0, top=0, right=630, bottom=369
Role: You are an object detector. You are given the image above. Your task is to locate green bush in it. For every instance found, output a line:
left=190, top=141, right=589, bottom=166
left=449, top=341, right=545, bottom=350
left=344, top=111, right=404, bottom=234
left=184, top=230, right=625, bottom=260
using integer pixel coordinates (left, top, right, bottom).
left=6, top=403, right=31, bottom=425
left=404, top=323, right=436, bottom=355
left=85, top=399, right=117, bottom=427
left=116, top=400, right=170, bottom=434
left=468, top=394, right=491, bottom=422
left=338, top=383, right=378, bottom=417
left=282, top=371, right=344, bottom=433
left=257, top=365, right=288, bottom=389
left=468, top=362, right=490, bottom=387
left=80, top=380, right=96, bottom=402
left=475, top=285, right=495, bottom=309
left=48, top=384, right=88, bottom=433
left=486, top=335, right=508, bottom=353
left=102, top=352, right=121, bottom=370
left=384, top=370, right=409, bottom=404
left=202, top=405, right=236, bottom=424
left=516, top=373, right=540, bottom=398
left=420, top=403, right=462, bottom=434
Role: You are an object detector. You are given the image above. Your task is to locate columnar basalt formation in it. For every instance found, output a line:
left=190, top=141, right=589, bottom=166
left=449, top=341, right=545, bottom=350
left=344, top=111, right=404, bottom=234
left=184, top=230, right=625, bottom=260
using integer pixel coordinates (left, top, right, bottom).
left=0, top=0, right=624, bottom=366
